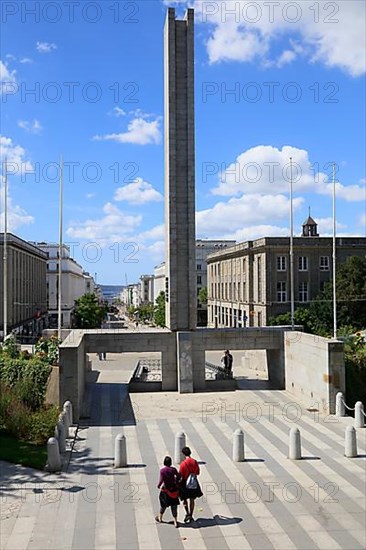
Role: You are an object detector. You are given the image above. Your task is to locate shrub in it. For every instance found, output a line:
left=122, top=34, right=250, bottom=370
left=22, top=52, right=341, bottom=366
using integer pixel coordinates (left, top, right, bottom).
left=0, top=356, right=51, bottom=410
left=28, top=406, right=60, bottom=445
left=0, top=383, right=59, bottom=444
left=0, top=385, right=31, bottom=439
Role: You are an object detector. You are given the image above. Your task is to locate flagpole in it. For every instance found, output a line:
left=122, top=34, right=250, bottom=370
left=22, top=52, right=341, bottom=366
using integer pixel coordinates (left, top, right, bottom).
left=332, top=162, right=337, bottom=339
left=289, top=157, right=295, bottom=330
left=3, top=159, right=8, bottom=340
left=58, top=156, right=63, bottom=341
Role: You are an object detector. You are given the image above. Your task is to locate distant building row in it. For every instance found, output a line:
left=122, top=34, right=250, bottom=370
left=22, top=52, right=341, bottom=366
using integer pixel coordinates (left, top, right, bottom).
left=123, top=218, right=365, bottom=328
left=0, top=234, right=99, bottom=339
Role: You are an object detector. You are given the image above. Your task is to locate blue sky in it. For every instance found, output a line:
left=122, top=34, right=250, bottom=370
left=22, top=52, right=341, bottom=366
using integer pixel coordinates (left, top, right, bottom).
left=1, top=0, right=365, bottom=284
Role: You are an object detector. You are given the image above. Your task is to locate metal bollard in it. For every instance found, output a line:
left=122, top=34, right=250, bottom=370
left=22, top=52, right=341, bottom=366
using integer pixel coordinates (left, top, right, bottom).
left=114, top=434, right=127, bottom=468
left=233, top=428, right=245, bottom=462
left=56, top=420, right=66, bottom=454
left=354, top=402, right=365, bottom=428
left=174, top=432, right=186, bottom=465
left=63, top=401, right=73, bottom=426
left=335, top=392, right=345, bottom=417
left=345, top=426, right=358, bottom=458
left=289, top=427, right=302, bottom=460
left=47, top=437, right=61, bottom=472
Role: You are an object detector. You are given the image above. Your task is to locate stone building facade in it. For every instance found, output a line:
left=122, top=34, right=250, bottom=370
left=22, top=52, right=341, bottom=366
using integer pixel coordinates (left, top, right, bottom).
left=207, top=221, right=366, bottom=328
left=0, top=233, right=47, bottom=338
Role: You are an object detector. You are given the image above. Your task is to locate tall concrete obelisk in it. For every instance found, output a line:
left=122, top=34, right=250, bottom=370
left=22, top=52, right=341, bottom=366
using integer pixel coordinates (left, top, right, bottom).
left=164, top=8, right=196, bottom=331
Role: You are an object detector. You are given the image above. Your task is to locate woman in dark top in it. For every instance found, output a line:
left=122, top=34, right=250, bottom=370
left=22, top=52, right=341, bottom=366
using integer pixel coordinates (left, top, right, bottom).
left=155, top=456, right=181, bottom=528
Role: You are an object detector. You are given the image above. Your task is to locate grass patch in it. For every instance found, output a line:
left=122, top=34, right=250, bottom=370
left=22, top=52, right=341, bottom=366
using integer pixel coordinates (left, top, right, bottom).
left=0, top=432, right=47, bottom=470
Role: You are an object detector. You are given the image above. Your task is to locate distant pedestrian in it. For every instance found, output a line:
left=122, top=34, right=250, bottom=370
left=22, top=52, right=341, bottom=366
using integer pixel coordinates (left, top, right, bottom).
left=155, top=456, right=181, bottom=528
left=221, top=349, right=233, bottom=377
left=102, top=352, right=107, bottom=360
left=179, top=447, right=203, bottom=523
left=97, top=352, right=103, bottom=361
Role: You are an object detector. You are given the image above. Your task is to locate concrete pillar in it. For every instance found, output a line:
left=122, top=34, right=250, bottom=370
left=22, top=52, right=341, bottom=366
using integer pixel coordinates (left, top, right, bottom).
left=47, top=437, right=61, bottom=472
left=354, top=402, right=365, bottom=428
left=174, top=432, right=186, bottom=464
left=63, top=400, right=73, bottom=425
left=345, top=426, right=357, bottom=458
left=177, top=332, right=194, bottom=393
left=266, top=347, right=285, bottom=389
left=114, top=434, right=127, bottom=468
left=164, top=8, right=196, bottom=331
left=335, top=392, right=345, bottom=417
left=289, top=427, right=302, bottom=460
left=233, top=429, right=245, bottom=462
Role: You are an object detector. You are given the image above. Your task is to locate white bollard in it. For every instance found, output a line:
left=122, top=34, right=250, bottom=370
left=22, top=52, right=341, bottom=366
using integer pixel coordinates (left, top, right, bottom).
left=47, top=437, right=61, bottom=472
left=59, top=411, right=69, bottom=438
left=354, top=402, right=365, bottom=428
left=345, top=426, right=358, bottom=458
left=335, top=392, right=345, bottom=417
left=114, top=434, right=127, bottom=468
left=56, top=420, right=66, bottom=454
left=63, top=401, right=73, bottom=426
left=233, top=428, right=245, bottom=462
left=289, top=427, right=302, bottom=460
left=174, top=432, right=186, bottom=465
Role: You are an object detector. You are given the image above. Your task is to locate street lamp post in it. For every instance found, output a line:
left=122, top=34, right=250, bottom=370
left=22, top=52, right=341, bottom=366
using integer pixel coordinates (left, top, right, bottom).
left=332, top=162, right=337, bottom=340
left=58, top=156, right=63, bottom=341
left=289, top=157, right=295, bottom=330
left=2, top=159, right=8, bottom=340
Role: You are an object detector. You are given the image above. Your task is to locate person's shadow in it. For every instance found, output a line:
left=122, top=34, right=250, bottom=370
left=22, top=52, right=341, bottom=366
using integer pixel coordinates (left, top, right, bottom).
left=183, top=515, right=242, bottom=529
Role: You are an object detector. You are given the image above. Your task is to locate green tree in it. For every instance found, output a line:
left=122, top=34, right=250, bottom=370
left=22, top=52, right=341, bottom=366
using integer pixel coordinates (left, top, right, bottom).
left=198, top=287, right=208, bottom=305
left=154, top=291, right=166, bottom=327
left=269, top=256, right=366, bottom=336
left=73, top=293, right=108, bottom=329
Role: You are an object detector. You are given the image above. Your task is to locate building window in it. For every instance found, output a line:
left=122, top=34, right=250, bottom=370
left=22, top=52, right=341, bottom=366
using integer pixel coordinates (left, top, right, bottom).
left=299, top=281, right=309, bottom=302
left=298, top=256, right=308, bottom=271
left=277, top=256, right=286, bottom=271
left=197, top=264, right=202, bottom=270
left=277, top=281, right=287, bottom=302
left=320, top=280, right=327, bottom=292
left=320, top=256, right=329, bottom=271
left=197, top=275, right=202, bottom=284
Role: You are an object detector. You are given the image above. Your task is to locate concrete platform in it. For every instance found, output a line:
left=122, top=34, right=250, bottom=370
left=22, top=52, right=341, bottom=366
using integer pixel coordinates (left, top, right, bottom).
left=1, top=354, right=365, bottom=549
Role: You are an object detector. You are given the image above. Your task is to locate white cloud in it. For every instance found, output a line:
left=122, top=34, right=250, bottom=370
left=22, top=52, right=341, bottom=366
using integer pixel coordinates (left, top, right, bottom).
left=197, top=193, right=303, bottom=235
left=0, top=136, right=34, bottom=231
left=315, top=217, right=347, bottom=234
left=36, top=41, right=57, bottom=53
left=320, top=182, right=365, bottom=202
left=212, top=145, right=324, bottom=196
left=136, top=224, right=164, bottom=242
left=0, top=60, right=16, bottom=88
left=86, top=193, right=96, bottom=199
left=0, top=135, right=33, bottom=174
left=212, top=145, right=365, bottom=202
left=20, top=58, right=33, bottom=64
left=17, top=119, right=43, bottom=135
left=94, top=117, right=161, bottom=145
left=66, top=202, right=142, bottom=243
left=358, top=214, right=366, bottom=231
left=191, top=0, right=365, bottom=76
left=114, top=178, right=163, bottom=205
left=110, top=106, right=126, bottom=117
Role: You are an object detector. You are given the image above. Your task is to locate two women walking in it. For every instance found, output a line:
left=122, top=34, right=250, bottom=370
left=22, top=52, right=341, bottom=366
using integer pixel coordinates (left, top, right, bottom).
left=155, top=447, right=203, bottom=527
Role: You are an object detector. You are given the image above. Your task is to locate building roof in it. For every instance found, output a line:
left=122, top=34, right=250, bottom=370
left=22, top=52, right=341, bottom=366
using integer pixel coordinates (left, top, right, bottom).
left=302, top=215, right=318, bottom=226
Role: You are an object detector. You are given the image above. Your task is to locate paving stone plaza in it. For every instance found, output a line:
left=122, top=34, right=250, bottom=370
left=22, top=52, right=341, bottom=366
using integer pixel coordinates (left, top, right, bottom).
left=1, top=352, right=365, bottom=550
